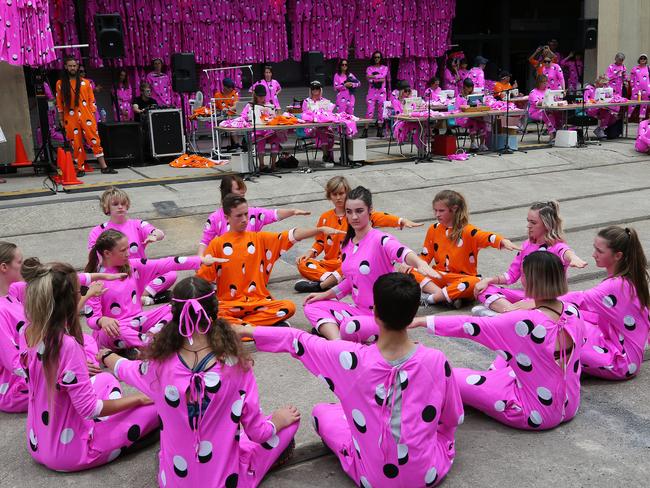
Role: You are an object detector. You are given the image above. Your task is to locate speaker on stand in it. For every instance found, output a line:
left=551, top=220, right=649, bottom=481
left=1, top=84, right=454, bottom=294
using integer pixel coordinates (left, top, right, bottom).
left=94, top=14, right=125, bottom=121
left=171, top=52, right=198, bottom=154
left=302, top=51, right=326, bottom=85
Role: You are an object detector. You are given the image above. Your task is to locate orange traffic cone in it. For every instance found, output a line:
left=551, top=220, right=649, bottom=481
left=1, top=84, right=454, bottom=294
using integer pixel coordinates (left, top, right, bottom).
left=61, top=151, right=83, bottom=186
left=11, top=134, right=32, bottom=167
left=52, top=147, right=65, bottom=184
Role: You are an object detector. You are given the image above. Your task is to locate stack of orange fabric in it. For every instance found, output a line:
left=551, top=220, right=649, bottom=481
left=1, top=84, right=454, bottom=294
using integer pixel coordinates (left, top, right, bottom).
left=189, top=106, right=212, bottom=120
left=266, top=114, right=300, bottom=125
left=169, top=153, right=226, bottom=168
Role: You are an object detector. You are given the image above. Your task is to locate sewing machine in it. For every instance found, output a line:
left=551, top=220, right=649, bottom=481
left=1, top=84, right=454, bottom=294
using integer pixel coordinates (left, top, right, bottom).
left=251, top=104, right=276, bottom=124
left=467, top=93, right=485, bottom=107
left=403, top=96, right=425, bottom=114
left=542, top=89, right=565, bottom=107
left=438, top=90, right=456, bottom=104
left=594, top=87, right=614, bottom=102
left=503, top=88, right=519, bottom=99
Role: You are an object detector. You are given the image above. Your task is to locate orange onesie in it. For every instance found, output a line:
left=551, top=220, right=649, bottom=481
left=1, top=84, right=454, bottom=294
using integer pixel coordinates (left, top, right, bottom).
left=213, top=90, right=239, bottom=115
left=493, top=81, right=512, bottom=99
left=197, top=229, right=296, bottom=326
left=411, top=222, right=503, bottom=302
left=297, top=209, right=403, bottom=282
left=56, top=78, right=104, bottom=169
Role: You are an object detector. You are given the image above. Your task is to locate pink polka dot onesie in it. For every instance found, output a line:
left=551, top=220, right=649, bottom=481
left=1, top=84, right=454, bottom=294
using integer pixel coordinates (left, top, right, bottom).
left=477, top=240, right=571, bottom=306
left=201, top=207, right=279, bottom=248
left=562, top=276, right=649, bottom=380
left=627, top=64, right=650, bottom=118
left=527, top=88, right=563, bottom=134
left=635, top=118, right=650, bottom=153
left=334, top=72, right=361, bottom=115
left=0, top=288, right=28, bottom=412
left=146, top=71, right=173, bottom=106
left=23, top=334, right=159, bottom=472
left=541, top=63, right=565, bottom=91
left=113, top=352, right=298, bottom=487
left=253, top=326, right=463, bottom=488
left=606, top=63, right=628, bottom=97
left=366, top=65, right=390, bottom=123
left=303, top=228, right=413, bottom=343
left=425, top=304, right=586, bottom=430
left=85, top=256, right=202, bottom=349
left=88, top=218, right=176, bottom=297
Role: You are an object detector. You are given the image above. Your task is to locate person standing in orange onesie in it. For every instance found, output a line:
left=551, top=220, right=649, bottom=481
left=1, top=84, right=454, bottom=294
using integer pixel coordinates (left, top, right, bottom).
left=56, top=56, right=117, bottom=176
left=293, top=175, right=421, bottom=293
left=197, top=194, right=343, bottom=327
left=408, top=190, right=520, bottom=308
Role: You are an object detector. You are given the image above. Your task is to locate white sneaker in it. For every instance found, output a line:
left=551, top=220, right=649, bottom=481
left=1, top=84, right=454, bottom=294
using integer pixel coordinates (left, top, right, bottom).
left=470, top=142, right=479, bottom=151
left=593, top=127, right=606, bottom=139
left=478, top=143, right=489, bottom=152
left=471, top=305, right=498, bottom=317
left=420, top=293, right=434, bottom=307
left=141, top=296, right=154, bottom=306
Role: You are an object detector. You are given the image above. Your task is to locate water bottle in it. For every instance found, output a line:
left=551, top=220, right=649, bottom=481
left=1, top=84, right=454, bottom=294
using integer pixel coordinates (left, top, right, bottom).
left=100, top=108, right=107, bottom=122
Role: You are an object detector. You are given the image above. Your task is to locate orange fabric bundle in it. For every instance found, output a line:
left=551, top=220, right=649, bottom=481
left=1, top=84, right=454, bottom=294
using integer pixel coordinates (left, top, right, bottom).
left=169, top=153, right=226, bottom=168
left=266, top=114, right=300, bottom=125
left=189, top=106, right=212, bottom=120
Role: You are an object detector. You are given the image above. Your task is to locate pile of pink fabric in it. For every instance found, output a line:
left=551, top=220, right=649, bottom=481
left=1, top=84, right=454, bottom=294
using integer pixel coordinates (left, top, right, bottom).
left=219, top=117, right=251, bottom=129
left=485, top=98, right=518, bottom=112
left=0, top=0, right=56, bottom=66
left=302, top=110, right=358, bottom=136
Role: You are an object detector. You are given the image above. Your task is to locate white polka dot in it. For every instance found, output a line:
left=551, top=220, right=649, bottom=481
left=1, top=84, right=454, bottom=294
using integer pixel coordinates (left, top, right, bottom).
left=494, top=400, right=506, bottom=412
left=351, top=409, right=366, bottom=428
left=60, top=428, right=75, bottom=444
left=592, top=345, right=606, bottom=354
left=456, top=238, right=464, bottom=247
left=360, top=476, right=372, bottom=488
left=173, top=455, right=187, bottom=470
left=108, top=448, right=121, bottom=462
left=223, top=246, right=233, bottom=256
left=109, top=389, right=122, bottom=400
left=266, top=250, right=272, bottom=260
left=537, top=386, right=552, bottom=401
left=425, top=466, right=438, bottom=484
left=466, top=374, right=483, bottom=385
left=161, top=470, right=166, bottom=486
left=628, top=363, right=638, bottom=374
left=529, top=410, right=542, bottom=425
left=515, top=321, right=531, bottom=337
left=0, top=383, right=8, bottom=395
left=516, top=353, right=532, bottom=367
left=231, top=398, right=243, bottom=417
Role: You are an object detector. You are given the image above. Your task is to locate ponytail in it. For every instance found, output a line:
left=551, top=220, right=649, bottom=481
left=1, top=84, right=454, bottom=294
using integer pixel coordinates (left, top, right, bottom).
left=342, top=186, right=373, bottom=247
left=85, top=229, right=130, bottom=275
left=530, top=200, right=565, bottom=244
left=433, top=190, right=469, bottom=243
left=598, top=226, right=650, bottom=307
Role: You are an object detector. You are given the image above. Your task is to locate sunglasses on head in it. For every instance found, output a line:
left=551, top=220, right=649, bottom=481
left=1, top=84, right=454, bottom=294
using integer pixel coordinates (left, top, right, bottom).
left=544, top=60, right=551, bottom=64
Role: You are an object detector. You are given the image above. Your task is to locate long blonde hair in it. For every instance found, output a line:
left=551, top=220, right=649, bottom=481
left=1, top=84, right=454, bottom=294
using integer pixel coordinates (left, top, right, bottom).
left=25, top=262, right=83, bottom=391
left=434, top=190, right=469, bottom=243
left=530, top=201, right=564, bottom=245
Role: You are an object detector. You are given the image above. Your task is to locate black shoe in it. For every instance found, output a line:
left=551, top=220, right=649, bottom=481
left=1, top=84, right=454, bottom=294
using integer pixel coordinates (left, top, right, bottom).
left=101, top=167, right=118, bottom=174
left=294, top=279, right=322, bottom=293
left=361, top=128, right=368, bottom=138
left=274, top=320, right=292, bottom=327
left=76, top=170, right=85, bottom=177
left=260, top=166, right=272, bottom=174
left=152, top=290, right=172, bottom=304
left=376, top=126, right=384, bottom=138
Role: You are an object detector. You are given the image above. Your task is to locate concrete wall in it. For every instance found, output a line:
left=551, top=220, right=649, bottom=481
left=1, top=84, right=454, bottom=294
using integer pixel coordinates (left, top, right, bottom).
left=0, top=63, right=33, bottom=165
left=597, top=0, right=650, bottom=76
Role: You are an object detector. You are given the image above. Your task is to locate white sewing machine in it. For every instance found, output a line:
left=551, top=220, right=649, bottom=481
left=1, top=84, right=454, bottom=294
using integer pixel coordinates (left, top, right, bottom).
left=250, top=104, right=276, bottom=124
left=542, top=89, right=565, bottom=107
left=438, top=90, right=456, bottom=104
left=472, top=87, right=484, bottom=95
left=403, top=96, right=425, bottom=114
left=503, top=88, right=519, bottom=99
left=594, top=87, right=614, bottom=102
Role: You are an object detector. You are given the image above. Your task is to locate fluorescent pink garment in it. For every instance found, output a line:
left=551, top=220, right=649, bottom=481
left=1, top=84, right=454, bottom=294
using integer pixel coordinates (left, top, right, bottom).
left=466, top=67, right=485, bottom=89
left=562, top=277, right=649, bottom=380
left=391, top=98, right=425, bottom=149
left=527, top=88, right=562, bottom=134
left=88, top=218, right=176, bottom=297
left=0, top=290, right=28, bottom=413
left=254, top=326, right=463, bottom=487
left=454, top=96, right=488, bottom=137
left=304, top=228, right=413, bottom=342
left=115, top=353, right=298, bottom=487
left=301, top=97, right=337, bottom=149
left=0, top=0, right=56, bottom=66
left=628, top=65, right=650, bottom=118
left=334, top=72, right=361, bottom=115
left=201, top=207, right=279, bottom=247
left=427, top=303, right=586, bottom=430
left=250, top=79, right=282, bottom=109
left=561, top=58, right=583, bottom=91
left=584, top=85, right=619, bottom=129
left=606, top=63, right=628, bottom=96
left=443, top=68, right=458, bottom=92
left=635, top=119, right=650, bottom=152
left=239, top=103, right=287, bottom=153
left=23, top=334, right=158, bottom=471
left=541, top=63, right=565, bottom=90
left=146, top=71, right=173, bottom=106
left=366, top=64, right=390, bottom=123
left=85, top=256, right=202, bottom=349
left=114, top=85, right=134, bottom=120
left=477, top=240, right=571, bottom=306
left=423, top=87, right=443, bottom=103
left=43, top=82, right=65, bottom=143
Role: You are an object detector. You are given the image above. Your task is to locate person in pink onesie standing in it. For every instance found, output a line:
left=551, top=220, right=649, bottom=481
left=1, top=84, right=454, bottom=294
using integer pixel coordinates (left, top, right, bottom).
left=627, top=54, right=650, bottom=119
left=199, top=175, right=309, bottom=256
left=102, top=276, right=300, bottom=488
left=366, top=51, right=390, bottom=136
left=561, top=226, right=649, bottom=380
left=606, top=52, right=628, bottom=97
left=443, top=58, right=460, bottom=96
left=560, top=51, right=584, bottom=91
left=411, top=251, right=587, bottom=430
left=114, top=69, right=134, bottom=121
left=303, top=186, right=439, bottom=342
left=237, top=272, right=463, bottom=488
left=527, top=75, right=563, bottom=142
left=84, top=229, right=224, bottom=351
left=334, top=58, right=361, bottom=115
left=22, top=262, right=159, bottom=472
left=541, top=56, right=565, bottom=91
left=473, top=201, right=587, bottom=316
left=250, top=65, right=282, bottom=110
left=146, top=58, right=173, bottom=107
left=466, top=56, right=488, bottom=91
left=88, top=187, right=176, bottom=306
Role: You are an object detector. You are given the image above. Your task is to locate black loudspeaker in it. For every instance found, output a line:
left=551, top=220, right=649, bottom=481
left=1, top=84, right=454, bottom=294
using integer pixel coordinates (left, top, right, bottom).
left=302, top=51, right=326, bottom=84
left=98, top=122, right=143, bottom=167
left=94, top=14, right=125, bottom=59
left=148, top=109, right=185, bottom=158
left=579, top=19, right=598, bottom=50
left=171, top=53, right=198, bottom=93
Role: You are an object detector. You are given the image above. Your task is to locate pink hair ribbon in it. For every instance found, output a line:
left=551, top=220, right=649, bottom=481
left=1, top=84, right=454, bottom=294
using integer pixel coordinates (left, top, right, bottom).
left=172, top=291, right=215, bottom=344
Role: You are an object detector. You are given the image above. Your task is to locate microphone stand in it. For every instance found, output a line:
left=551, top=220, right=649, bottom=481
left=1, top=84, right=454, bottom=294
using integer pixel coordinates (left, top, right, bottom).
left=572, top=87, right=600, bottom=148
left=415, top=93, right=433, bottom=163
left=498, top=87, right=526, bottom=155
left=248, top=102, right=281, bottom=180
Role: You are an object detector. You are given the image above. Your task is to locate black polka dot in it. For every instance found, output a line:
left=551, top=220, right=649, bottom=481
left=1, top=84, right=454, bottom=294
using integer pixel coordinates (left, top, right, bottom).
left=225, top=473, right=239, bottom=488
left=127, top=424, right=141, bottom=442
left=324, top=377, right=335, bottom=392
left=313, top=416, right=319, bottom=433
left=444, top=361, right=451, bottom=377
left=396, top=247, right=405, bottom=258
left=41, top=411, right=49, bottom=426
left=470, top=228, right=478, bottom=236
left=422, top=405, right=437, bottom=422
left=433, top=243, right=439, bottom=252
left=140, top=257, right=148, bottom=264
left=383, top=463, right=399, bottom=478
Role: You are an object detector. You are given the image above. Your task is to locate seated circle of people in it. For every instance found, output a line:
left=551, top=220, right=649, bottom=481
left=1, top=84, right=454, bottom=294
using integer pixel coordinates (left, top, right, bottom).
left=302, top=186, right=439, bottom=342
left=197, top=193, right=345, bottom=327
left=235, top=272, right=463, bottom=488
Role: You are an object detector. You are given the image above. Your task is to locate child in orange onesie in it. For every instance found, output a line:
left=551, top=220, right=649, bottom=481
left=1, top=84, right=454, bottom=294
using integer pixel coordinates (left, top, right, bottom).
left=55, top=56, right=117, bottom=175
left=197, top=194, right=343, bottom=326
left=408, top=190, right=520, bottom=307
left=294, top=175, right=421, bottom=293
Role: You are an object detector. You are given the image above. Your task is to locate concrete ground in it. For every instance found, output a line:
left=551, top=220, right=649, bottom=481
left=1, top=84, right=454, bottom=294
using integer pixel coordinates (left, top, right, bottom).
left=1, top=128, right=649, bottom=487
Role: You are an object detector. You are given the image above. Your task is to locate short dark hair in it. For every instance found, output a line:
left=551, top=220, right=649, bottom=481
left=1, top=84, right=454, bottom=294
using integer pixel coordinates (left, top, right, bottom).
left=373, top=273, right=421, bottom=330
left=463, top=77, right=474, bottom=89
left=222, top=194, right=247, bottom=216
